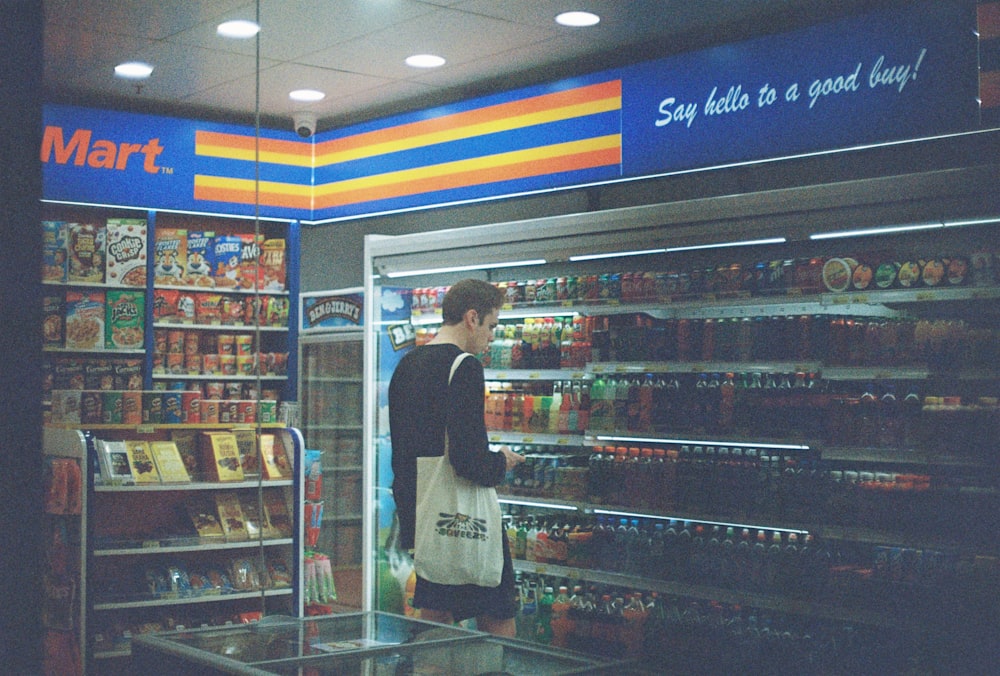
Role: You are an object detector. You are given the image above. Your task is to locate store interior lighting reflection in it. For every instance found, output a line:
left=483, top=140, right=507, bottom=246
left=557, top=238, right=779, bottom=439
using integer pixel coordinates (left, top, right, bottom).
left=383, top=258, right=547, bottom=278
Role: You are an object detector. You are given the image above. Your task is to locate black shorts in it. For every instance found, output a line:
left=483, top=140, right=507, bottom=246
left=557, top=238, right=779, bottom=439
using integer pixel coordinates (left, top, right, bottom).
left=412, top=532, right=517, bottom=621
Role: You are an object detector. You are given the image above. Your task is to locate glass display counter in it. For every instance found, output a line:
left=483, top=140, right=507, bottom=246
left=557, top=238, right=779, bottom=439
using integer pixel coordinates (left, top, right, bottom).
left=131, top=611, right=633, bottom=675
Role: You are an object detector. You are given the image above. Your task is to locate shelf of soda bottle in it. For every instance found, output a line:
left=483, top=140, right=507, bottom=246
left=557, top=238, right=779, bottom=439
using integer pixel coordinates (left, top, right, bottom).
left=586, top=311, right=1000, bottom=369
left=493, top=429, right=999, bottom=546
left=510, top=571, right=913, bottom=671
left=503, top=507, right=992, bottom=627
left=405, top=246, right=1000, bottom=315
left=546, top=372, right=996, bottom=462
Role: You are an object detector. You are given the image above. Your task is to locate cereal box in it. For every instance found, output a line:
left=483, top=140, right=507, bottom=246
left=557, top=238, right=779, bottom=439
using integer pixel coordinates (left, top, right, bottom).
left=42, top=221, right=67, bottom=283
left=64, top=289, right=105, bottom=350
left=84, top=360, right=115, bottom=390
left=105, top=289, right=145, bottom=349
left=113, top=359, right=143, bottom=390
left=212, top=234, right=243, bottom=289
left=185, top=231, right=215, bottom=287
left=105, top=218, right=148, bottom=287
left=67, top=222, right=106, bottom=284
left=239, top=233, right=263, bottom=290
left=258, top=238, right=286, bottom=291
left=43, top=293, right=64, bottom=348
left=153, top=228, right=186, bottom=285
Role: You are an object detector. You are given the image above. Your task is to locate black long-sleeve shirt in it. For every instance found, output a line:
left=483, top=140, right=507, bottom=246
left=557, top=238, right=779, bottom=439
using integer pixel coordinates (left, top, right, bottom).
left=388, top=343, right=505, bottom=550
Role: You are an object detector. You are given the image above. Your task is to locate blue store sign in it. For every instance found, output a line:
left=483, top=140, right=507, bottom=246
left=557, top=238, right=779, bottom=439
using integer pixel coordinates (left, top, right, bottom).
left=41, top=1, right=978, bottom=222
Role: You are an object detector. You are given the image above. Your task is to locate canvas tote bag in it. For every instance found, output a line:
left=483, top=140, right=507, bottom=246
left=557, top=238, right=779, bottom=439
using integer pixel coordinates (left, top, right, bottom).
left=413, top=352, right=504, bottom=587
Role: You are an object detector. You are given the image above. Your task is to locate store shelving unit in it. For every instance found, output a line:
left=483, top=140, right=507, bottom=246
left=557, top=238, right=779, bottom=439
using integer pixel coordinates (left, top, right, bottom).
left=42, top=424, right=304, bottom=674
left=40, top=206, right=299, bottom=409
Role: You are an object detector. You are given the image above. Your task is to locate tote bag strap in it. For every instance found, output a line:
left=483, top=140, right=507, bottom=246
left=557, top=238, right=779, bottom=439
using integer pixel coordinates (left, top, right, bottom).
left=443, top=352, right=472, bottom=457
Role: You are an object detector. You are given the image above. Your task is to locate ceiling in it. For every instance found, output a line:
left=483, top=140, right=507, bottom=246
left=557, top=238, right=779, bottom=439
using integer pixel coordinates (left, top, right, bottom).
left=43, top=0, right=898, bottom=134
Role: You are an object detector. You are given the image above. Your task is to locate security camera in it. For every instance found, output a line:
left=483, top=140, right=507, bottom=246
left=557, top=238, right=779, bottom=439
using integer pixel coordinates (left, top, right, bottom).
left=293, top=111, right=317, bottom=138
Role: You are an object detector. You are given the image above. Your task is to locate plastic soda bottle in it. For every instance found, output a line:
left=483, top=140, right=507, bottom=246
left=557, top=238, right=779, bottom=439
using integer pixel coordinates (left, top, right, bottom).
left=550, top=585, right=573, bottom=648
left=536, top=585, right=554, bottom=644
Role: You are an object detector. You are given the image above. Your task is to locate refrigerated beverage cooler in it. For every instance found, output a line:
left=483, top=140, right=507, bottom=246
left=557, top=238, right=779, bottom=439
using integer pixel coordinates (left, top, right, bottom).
left=298, top=289, right=366, bottom=613
left=363, top=170, right=1000, bottom=672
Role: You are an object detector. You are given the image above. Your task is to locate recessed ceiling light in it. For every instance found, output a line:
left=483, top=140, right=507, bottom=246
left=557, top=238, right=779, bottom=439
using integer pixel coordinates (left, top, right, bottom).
left=555, top=11, right=600, bottom=27
left=405, top=54, right=446, bottom=69
left=114, top=62, right=154, bottom=79
left=289, top=89, right=326, bottom=103
left=217, top=19, right=260, bottom=39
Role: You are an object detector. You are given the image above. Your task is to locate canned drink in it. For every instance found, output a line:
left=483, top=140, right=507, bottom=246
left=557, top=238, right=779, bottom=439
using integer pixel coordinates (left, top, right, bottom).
left=199, top=399, right=219, bottom=424
left=162, top=392, right=183, bottom=423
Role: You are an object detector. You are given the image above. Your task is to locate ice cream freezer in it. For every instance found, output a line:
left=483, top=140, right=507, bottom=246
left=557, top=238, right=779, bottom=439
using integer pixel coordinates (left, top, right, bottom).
left=131, top=611, right=636, bottom=675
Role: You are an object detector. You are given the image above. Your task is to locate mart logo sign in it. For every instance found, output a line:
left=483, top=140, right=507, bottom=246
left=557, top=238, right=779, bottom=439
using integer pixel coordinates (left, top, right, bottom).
left=40, top=125, right=165, bottom=174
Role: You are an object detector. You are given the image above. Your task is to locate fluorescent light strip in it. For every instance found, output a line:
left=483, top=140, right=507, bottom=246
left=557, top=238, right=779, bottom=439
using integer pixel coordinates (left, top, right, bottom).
left=944, top=216, right=1000, bottom=227
left=810, top=222, right=942, bottom=240
left=664, top=237, right=786, bottom=253
left=591, top=509, right=809, bottom=534
left=569, top=248, right=665, bottom=262
left=384, top=259, right=546, bottom=278
left=40, top=199, right=294, bottom=223
left=498, top=498, right=578, bottom=511
left=500, top=309, right=579, bottom=319
left=593, top=435, right=810, bottom=451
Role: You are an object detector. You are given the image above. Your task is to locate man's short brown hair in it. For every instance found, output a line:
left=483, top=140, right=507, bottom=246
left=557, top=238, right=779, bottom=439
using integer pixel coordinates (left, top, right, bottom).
left=441, top=278, right=504, bottom=325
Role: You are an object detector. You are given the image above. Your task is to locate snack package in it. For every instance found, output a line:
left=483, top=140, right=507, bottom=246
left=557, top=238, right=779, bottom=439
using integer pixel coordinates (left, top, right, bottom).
left=214, top=492, right=249, bottom=541
left=153, top=289, right=179, bottom=321
left=105, top=218, right=148, bottom=287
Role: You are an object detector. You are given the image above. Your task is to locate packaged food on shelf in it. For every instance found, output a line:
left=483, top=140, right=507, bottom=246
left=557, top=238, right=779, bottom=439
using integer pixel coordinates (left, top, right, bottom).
left=104, top=218, right=148, bottom=287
